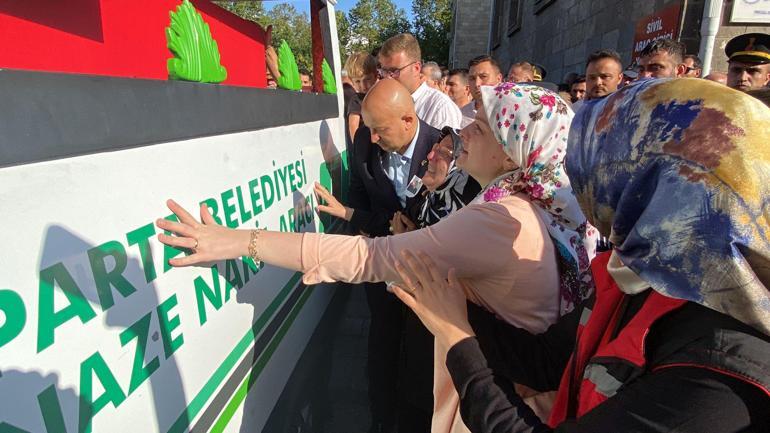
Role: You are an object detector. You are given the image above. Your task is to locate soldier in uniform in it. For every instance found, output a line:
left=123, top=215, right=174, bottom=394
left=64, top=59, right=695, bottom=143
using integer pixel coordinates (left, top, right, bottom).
left=726, top=33, right=770, bottom=92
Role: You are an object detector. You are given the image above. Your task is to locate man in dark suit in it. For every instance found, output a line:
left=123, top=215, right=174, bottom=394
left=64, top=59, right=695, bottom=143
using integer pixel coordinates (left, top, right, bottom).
left=314, top=79, right=442, bottom=432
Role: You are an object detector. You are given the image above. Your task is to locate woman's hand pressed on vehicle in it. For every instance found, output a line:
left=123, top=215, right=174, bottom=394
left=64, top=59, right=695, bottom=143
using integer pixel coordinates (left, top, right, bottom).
left=156, top=199, right=251, bottom=267
left=314, top=182, right=354, bottom=221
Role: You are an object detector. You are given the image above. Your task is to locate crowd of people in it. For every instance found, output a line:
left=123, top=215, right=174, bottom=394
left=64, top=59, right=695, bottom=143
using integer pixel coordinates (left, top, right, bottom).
left=341, top=33, right=770, bottom=131
left=158, top=32, right=770, bottom=433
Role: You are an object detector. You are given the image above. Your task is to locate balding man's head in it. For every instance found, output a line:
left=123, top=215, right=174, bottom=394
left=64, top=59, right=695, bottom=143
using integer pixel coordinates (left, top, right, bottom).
left=507, top=62, right=534, bottom=83
left=704, top=71, right=728, bottom=85
left=361, top=80, right=419, bottom=153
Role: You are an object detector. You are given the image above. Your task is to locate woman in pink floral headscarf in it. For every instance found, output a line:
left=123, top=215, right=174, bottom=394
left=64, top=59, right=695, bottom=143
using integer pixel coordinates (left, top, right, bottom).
left=157, top=83, right=595, bottom=432
left=473, top=82, right=597, bottom=315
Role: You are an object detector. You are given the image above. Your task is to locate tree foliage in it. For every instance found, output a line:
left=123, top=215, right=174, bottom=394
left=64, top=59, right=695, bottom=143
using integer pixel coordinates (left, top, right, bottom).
left=212, top=1, right=265, bottom=23
left=347, top=0, right=411, bottom=55
left=335, top=10, right=352, bottom=60
left=214, top=1, right=312, bottom=72
left=214, top=0, right=454, bottom=80
left=411, top=0, right=452, bottom=64
left=262, top=4, right=313, bottom=72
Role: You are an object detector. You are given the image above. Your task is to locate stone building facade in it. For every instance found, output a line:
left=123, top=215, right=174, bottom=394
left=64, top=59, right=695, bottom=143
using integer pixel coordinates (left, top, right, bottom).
left=448, top=0, right=493, bottom=69
left=449, top=0, right=770, bottom=82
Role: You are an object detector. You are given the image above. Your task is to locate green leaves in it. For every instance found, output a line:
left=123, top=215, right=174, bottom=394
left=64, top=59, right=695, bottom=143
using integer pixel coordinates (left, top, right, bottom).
left=212, top=1, right=265, bottom=23
left=342, top=0, right=451, bottom=64
left=277, top=40, right=302, bottom=91
left=322, top=59, right=337, bottom=94
left=166, top=0, right=227, bottom=83
left=411, top=0, right=452, bottom=64
left=347, top=0, right=411, bottom=55
left=263, top=4, right=313, bottom=73
left=213, top=2, right=312, bottom=72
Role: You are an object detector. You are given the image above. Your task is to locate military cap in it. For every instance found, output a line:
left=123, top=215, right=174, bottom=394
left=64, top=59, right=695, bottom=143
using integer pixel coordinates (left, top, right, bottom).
left=532, top=63, right=547, bottom=81
left=726, top=33, right=770, bottom=65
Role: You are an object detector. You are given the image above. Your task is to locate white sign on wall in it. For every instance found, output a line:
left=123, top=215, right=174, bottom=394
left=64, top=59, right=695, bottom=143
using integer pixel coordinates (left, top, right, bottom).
left=731, top=0, right=770, bottom=23
left=0, top=118, right=346, bottom=433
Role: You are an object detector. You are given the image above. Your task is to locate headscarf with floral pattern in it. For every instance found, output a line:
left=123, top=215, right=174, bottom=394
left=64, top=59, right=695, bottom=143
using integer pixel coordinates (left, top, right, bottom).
left=478, top=82, right=598, bottom=314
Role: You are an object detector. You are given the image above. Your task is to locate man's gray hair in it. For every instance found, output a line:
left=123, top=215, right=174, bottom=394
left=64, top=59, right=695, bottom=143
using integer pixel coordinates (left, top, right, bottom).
left=422, top=61, right=442, bottom=81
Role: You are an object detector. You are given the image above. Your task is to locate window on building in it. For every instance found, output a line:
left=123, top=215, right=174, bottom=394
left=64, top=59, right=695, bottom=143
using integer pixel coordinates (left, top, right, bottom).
left=507, top=0, right=522, bottom=35
left=490, top=0, right=506, bottom=49
left=534, top=0, right=556, bottom=15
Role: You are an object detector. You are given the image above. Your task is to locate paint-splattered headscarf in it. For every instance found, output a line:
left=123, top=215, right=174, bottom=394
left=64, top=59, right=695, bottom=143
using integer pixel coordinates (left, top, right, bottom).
left=478, top=82, right=598, bottom=314
left=567, top=78, right=770, bottom=335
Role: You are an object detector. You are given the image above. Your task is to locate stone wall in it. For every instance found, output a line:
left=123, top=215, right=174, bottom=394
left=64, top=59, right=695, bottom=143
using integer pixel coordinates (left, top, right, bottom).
left=449, top=0, right=493, bottom=68
left=490, top=0, right=689, bottom=83
left=449, top=0, right=770, bottom=83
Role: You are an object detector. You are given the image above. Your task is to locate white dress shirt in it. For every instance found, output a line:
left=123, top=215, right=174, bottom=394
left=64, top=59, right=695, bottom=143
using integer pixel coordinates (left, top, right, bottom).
left=412, top=82, right=463, bottom=130
left=382, top=122, right=420, bottom=207
left=460, top=101, right=477, bottom=128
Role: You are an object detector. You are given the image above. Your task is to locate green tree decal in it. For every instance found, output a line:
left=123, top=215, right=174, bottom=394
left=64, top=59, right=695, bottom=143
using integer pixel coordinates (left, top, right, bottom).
left=166, top=0, right=227, bottom=83
left=277, top=40, right=302, bottom=90
left=322, top=59, right=337, bottom=94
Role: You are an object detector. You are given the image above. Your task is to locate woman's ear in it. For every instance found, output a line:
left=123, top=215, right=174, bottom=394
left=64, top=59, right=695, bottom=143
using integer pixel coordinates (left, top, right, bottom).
left=502, top=155, right=518, bottom=171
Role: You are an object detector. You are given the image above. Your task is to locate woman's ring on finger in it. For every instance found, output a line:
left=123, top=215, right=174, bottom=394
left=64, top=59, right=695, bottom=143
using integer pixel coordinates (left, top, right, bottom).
left=192, top=239, right=199, bottom=250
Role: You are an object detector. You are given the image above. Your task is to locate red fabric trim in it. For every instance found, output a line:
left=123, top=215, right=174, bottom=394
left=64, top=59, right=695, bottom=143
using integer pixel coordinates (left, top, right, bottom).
left=310, top=0, right=325, bottom=93
left=549, top=252, right=616, bottom=426
left=653, top=363, right=770, bottom=398
left=592, top=292, right=686, bottom=367
left=576, top=380, right=608, bottom=416
left=550, top=251, right=689, bottom=424
left=548, top=353, right=574, bottom=428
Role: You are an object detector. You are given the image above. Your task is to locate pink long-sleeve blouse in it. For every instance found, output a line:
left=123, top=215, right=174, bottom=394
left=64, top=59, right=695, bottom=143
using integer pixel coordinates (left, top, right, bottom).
left=300, top=192, right=560, bottom=431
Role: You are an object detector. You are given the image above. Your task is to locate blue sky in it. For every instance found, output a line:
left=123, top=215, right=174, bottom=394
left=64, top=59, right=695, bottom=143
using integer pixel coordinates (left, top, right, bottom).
left=265, top=0, right=415, bottom=20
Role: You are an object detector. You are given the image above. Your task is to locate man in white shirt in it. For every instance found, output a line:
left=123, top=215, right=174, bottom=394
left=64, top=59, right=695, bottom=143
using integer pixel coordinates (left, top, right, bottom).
left=421, top=61, right=443, bottom=90
left=378, top=33, right=462, bottom=130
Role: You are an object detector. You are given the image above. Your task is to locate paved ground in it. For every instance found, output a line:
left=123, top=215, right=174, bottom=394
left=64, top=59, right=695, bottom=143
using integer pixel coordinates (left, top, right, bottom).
left=263, top=284, right=373, bottom=433
left=324, top=286, right=371, bottom=432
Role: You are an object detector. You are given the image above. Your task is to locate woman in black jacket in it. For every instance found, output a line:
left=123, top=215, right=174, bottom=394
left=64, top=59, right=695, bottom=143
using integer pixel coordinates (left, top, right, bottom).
left=390, top=79, right=770, bottom=432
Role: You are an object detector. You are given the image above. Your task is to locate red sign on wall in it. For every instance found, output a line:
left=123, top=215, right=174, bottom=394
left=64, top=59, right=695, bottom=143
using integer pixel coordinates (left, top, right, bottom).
left=632, top=3, right=683, bottom=65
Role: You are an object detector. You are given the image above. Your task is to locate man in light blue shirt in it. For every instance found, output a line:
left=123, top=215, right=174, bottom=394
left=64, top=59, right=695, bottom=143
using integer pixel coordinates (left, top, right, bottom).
left=314, top=79, right=439, bottom=235
left=382, top=122, right=419, bottom=207
left=314, top=78, right=444, bottom=433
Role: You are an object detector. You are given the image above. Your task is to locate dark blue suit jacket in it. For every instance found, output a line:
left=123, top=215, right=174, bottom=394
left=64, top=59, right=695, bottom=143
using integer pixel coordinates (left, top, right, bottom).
left=348, top=119, right=441, bottom=237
